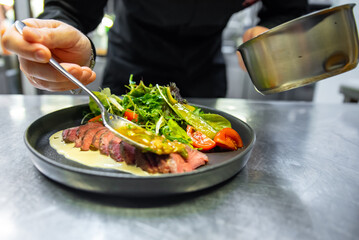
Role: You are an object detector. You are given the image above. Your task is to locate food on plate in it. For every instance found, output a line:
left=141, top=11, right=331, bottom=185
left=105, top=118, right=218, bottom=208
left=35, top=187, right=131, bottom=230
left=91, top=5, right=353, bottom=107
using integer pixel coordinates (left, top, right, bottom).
left=51, top=80, right=243, bottom=174
left=59, top=123, right=208, bottom=174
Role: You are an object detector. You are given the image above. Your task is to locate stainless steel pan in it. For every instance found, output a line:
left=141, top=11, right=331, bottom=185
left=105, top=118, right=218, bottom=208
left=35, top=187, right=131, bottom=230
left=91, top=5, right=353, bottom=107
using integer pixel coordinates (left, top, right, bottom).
left=238, top=4, right=359, bottom=95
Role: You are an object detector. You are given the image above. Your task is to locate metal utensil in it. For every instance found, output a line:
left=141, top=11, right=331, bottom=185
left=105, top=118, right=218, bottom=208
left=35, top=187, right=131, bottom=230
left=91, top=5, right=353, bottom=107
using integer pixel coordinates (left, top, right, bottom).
left=15, top=20, right=177, bottom=154
left=238, top=4, right=359, bottom=95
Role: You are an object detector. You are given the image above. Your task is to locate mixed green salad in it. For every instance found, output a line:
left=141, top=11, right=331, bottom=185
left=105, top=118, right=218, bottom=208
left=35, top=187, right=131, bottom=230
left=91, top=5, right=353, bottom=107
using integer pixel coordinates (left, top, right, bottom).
left=85, top=80, right=243, bottom=152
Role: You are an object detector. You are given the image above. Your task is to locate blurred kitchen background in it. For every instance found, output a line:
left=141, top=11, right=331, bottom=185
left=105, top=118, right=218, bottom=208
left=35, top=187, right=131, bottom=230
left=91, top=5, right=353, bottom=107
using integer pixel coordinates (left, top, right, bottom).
left=0, top=0, right=358, bottom=103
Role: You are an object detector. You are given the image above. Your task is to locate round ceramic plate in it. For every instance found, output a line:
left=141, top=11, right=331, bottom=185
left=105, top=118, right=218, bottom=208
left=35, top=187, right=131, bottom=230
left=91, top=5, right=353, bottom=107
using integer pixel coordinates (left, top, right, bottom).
left=25, top=104, right=255, bottom=197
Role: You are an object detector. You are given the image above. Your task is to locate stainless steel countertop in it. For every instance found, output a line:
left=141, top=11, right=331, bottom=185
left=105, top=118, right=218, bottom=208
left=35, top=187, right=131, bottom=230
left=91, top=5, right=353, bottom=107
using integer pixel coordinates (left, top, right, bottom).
left=1, top=95, right=358, bottom=240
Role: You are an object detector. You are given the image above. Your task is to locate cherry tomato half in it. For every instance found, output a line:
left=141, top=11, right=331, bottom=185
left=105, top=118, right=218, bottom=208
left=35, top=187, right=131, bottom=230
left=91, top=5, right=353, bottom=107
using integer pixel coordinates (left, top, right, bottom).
left=214, top=128, right=243, bottom=151
left=124, top=109, right=138, bottom=122
left=186, top=125, right=216, bottom=151
left=88, top=114, right=102, bottom=123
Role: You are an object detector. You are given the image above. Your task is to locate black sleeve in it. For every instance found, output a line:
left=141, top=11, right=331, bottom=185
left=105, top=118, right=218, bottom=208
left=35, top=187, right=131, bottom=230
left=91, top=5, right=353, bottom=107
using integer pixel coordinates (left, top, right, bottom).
left=258, top=0, right=309, bottom=28
left=37, top=0, right=108, bottom=34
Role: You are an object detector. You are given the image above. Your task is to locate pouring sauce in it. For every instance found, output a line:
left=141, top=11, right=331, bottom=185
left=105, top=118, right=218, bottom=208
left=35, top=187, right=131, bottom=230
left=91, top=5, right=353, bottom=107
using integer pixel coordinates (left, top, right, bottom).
left=49, top=131, right=153, bottom=176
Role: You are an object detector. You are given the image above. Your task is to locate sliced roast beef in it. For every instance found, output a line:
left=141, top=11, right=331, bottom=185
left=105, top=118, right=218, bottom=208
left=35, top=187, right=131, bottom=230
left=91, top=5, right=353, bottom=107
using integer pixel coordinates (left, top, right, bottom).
left=108, top=137, right=122, bottom=162
left=99, top=131, right=115, bottom=155
left=62, top=126, right=79, bottom=143
left=119, top=141, right=136, bottom=165
left=81, top=126, right=107, bottom=151
left=91, top=128, right=108, bottom=150
left=74, top=122, right=103, bottom=148
left=165, top=153, right=191, bottom=173
left=185, top=146, right=209, bottom=169
left=61, top=123, right=209, bottom=174
left=157, top=157, right=171, bottom=173
left=135, top=150, right=161, bottom=174
left=118, top=141, right=160, bottom=173
left=131, top=146, right=208, bottom=174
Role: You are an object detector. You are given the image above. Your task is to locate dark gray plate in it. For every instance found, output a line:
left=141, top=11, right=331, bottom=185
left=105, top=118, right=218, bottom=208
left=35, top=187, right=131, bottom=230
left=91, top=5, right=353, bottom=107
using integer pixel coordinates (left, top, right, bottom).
left=25, top=104, right=255, bottom=197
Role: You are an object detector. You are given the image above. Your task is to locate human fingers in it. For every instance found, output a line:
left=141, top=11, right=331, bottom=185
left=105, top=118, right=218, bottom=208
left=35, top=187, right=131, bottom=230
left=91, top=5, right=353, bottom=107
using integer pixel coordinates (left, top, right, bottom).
left=22, top=19, right=83, bottom=48
left=0, top=21, right=12, bottom=55
left=19, top=58, right=96, bottom=90
left=22, top=19, right=92, bottom=66
left=236, top=51, right=247, bottom=71
left=1, top=23, right=51, bottom=63
left=59, top=64, right=97, bottom=86
left=19, top=58, right=94, bottom=82
left=26, top=74, right=96, bottom=92
left=2, top=18, right=91, bottom=67
left=237, top=26, right=269, bottom=71
left=242, top=26, right=268, bottom=42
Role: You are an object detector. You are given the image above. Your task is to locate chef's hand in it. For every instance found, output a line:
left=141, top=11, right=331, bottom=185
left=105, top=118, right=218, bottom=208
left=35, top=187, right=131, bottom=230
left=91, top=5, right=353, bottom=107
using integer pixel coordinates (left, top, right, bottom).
left=1, top=18, right=96, bottom=91
left=237, top=26, right=268, bottom=71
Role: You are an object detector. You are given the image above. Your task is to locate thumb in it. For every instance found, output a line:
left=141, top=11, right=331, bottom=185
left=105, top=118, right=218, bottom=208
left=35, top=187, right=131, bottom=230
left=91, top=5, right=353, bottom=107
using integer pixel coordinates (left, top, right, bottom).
left=21, top=19, right=91, bottom=66
left=22, top=19, right=85, bottom=50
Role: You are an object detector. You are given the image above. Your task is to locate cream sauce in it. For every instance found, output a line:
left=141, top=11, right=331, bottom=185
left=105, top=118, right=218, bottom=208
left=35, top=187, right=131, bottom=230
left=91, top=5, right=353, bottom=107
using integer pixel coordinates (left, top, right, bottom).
left=49, top=131, right=153, bottom=176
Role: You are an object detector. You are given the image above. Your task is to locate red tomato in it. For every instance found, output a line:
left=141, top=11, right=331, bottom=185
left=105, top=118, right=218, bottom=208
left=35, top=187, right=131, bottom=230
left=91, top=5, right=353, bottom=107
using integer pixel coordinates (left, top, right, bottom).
left=124, top=109, right=138, bottom=122
left=214, top=128, right=243, bottom=150
left=88, top=115, right=102, bottom=123
left=186, top=125, right=216, bottom=151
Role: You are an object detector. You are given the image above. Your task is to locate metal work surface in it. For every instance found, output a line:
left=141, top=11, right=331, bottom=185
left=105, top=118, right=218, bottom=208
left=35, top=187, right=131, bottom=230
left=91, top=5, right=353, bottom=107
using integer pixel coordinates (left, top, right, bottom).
left=0, top=95, right=358, bottom=240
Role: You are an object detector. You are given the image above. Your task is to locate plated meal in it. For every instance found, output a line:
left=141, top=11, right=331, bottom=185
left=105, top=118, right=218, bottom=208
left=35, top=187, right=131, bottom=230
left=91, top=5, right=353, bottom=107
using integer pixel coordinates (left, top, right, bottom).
left=50, top=81, right=244, bottom=175
left=25, top=86, right=255, bottom=196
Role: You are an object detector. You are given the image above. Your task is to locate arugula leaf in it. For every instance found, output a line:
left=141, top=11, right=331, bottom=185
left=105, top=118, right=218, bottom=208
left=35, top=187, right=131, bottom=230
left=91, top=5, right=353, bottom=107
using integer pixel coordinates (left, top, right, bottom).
left=86, top=81, right=233, bottom=148
left=128, top=80, right=153, bottom=97
left=157, top=85, right=217, bottom=139
left=89, top=88, right=124, bottom=115
left=122, top=85, right=166, bottom=132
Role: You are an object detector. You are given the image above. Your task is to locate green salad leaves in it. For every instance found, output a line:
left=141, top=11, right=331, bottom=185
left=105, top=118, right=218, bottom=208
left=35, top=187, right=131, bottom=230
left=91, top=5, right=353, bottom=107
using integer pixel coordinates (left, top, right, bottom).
left=87, top=81, right=231, bottom=147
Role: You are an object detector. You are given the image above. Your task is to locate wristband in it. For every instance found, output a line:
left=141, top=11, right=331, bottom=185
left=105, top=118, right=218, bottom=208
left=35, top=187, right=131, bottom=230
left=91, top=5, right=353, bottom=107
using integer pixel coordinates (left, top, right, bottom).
left=87, top=37, right=97, bottom=69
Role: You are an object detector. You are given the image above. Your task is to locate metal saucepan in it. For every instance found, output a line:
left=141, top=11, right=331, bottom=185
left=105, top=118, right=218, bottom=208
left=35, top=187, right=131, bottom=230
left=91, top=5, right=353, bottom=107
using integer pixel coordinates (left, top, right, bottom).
left=237, top=4, right=359, bottom=95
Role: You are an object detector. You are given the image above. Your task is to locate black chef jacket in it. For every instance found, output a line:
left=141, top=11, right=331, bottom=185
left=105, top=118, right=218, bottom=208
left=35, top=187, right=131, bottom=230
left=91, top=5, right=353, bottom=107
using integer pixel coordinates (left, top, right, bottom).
left=39, top=0, right=308, bottom=97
